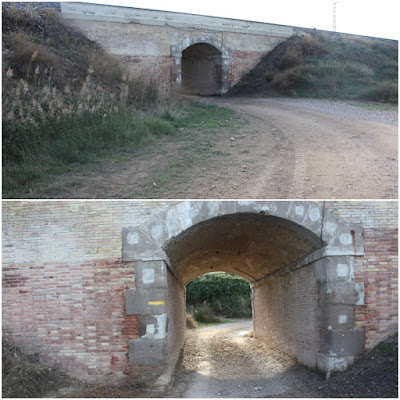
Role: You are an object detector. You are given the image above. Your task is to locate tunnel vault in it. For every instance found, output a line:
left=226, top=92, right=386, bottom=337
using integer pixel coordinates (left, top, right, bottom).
left=122, top=201, right=366, bottom=387
left=171, top=35, right=231, bottom=95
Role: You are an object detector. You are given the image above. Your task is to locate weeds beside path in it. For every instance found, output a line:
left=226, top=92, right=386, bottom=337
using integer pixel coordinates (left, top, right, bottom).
left=3, top=101, right=243, bottom=198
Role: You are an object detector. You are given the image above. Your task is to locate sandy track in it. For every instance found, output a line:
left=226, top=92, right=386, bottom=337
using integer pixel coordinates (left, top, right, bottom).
left=167, top=320, right=323, bottom=398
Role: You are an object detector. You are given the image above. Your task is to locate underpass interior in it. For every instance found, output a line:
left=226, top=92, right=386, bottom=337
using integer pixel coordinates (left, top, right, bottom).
left=181, top=43, right=223, bottom=95
left=162, top=213, right=327, bottom=379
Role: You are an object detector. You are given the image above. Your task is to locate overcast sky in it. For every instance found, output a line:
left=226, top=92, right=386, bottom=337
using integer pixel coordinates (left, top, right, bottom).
left=77, top=0, right=399, bottom=40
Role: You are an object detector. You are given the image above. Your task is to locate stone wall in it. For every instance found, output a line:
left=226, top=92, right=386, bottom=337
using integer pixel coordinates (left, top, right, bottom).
left=2, top=201, right=176, bottom=383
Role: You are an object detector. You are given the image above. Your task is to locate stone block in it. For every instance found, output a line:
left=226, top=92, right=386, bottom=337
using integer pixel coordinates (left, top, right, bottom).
left=321, top=328, right=364, bottom=357
left=128, top=338, right=166, bottom=365
left=314, top=256, right=355, bottom=283
left=138, top=314, right=168, bottom=339
left=134, top=261, right=167, bottom=289
left=316, top=353, right=354, bottom=372
left=126, top=288, right=167, bottom=315
left=122, top=227, right=165, bottom=262
left=320, top=281, right=364, bottom=305
left=322, top=217, right=364, bottom=256
left=318, top=304, right=354, bottom=330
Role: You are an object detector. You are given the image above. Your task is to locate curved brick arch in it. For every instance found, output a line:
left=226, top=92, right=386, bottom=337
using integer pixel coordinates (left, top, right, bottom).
left=170, top=36, right=231, bottom=95
left=123, top=201, right=366, bottom=388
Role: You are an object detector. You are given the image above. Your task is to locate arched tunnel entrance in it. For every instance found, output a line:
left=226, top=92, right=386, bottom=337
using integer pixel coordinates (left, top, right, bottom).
left=170, top=35, right=231, bottom=95
left=122, top=202, right=365, bottom=387
left=181, top=43, right=223, bottom=96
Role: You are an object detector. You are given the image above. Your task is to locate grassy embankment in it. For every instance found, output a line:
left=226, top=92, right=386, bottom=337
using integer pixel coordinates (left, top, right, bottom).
left=2, top=5, right=236, bottom=198
left=230, top=33, right=398, bottom=103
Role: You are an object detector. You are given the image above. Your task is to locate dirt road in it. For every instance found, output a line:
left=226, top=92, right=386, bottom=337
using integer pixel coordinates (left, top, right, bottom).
left=167, top=320, right=324, bottom=398
left=203, top=97, right=398, bottom=199
left=54, top=97, right=397, bottom=199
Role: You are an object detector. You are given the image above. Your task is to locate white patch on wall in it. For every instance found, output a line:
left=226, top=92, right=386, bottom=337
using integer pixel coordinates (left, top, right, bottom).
left=340, top=233, right=352, bottom=245
left=142, top=269, right=155, bottom=284
left=355, top=282, right=365, bottom=305
left=295, top=206, right=304, bottom=216
left=238, top=201, right=255, bottom=207
left=325, top=222, right=336, bottom=233
left=338, top=315, right=348, bottom=324
left=151, top=224, right=163, bottom=241
left=337, top=264, right=349, bottom=277
left=142, top=314, right=168, bottom=339
left=127, top=232, right=140, bottom=245
left=308, top=208, right=320, bottom=222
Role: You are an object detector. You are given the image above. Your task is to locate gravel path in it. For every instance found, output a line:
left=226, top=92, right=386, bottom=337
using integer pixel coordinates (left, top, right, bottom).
left=167, top=321, right=324, bottom=398
left=258, top=98, right=398, bottom=126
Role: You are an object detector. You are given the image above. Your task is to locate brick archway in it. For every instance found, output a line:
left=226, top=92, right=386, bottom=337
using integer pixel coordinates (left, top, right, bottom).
left=171, top=35, right=231, bottom=95
left=122, top=201, right=365, bottom=387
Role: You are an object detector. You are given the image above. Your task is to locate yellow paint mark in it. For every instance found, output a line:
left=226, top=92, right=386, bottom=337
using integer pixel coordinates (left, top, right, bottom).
left=148, top=300, right=165, bottom=305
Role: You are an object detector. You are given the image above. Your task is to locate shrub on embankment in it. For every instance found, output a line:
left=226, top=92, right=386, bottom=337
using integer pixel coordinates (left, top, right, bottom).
left=186, top=272, right=252, bottom=323
left=230, top=32, right=398, bottom=103
left=2, top=4, right=187, bottom=197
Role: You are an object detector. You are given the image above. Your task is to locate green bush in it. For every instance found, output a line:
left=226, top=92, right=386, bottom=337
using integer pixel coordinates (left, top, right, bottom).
left=360, top=81, right=398, bottom=103
left=187, top=303, right=222, bottom=323
left=186, top=272, right=252, bottom=319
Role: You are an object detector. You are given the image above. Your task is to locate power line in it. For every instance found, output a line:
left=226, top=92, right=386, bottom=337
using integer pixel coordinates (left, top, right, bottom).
left=333, top=1, right=339, bottom=32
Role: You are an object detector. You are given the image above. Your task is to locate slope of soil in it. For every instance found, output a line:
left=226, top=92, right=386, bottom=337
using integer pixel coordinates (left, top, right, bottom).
left=229, top=32, right=398, bottom=102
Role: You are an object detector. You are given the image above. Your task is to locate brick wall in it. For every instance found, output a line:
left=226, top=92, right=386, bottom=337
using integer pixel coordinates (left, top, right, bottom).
left=2, top=200, right=177, bottom=383
left=325, top=201, right=398, bottom=348
left=230, top=50, right=267, bottom=86
left=253, top=263, right=320, bottom=369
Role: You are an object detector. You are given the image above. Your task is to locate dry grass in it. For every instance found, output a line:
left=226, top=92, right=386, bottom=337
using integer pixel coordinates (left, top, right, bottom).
left=2, top=74, right=110, bottom=130
left=272, top=65, right=308, bottom=90
left=8, top=32, right=61, bottom=82
left=279, top=46, right=302, bottom=70
left=2, top=337, right=73, bottom=398
left=1, top=336, right=158, bottom=398
left=298, top=35, right=326, bottom=57
left=350, top=35, right=375, bottom=47
left=4, top=3, right=38, bottom=26
left=87, top=47, right=126, bottom=85
left=186, top=313, right=199, bottom=329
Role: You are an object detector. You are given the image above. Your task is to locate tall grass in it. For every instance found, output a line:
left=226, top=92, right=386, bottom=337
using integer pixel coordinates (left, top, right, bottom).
left=2, top=4, right=193, bottom=197
left=2, top=65, right=187, bottom=197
